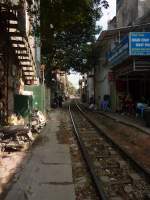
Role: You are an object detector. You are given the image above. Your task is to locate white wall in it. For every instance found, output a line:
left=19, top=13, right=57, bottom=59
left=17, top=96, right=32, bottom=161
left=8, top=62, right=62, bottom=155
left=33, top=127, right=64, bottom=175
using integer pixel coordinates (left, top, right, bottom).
left=99, top=67, right=110, bottom=100
left=87, top=77, right=94, bottom=101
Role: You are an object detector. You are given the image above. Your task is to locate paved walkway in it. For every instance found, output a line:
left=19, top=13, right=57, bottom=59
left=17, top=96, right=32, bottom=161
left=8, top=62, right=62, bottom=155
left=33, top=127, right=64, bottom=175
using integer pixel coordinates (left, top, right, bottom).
left=98, top=110, right=150, bottom=135
left=4, top=110, right=75, bottom=200
left=84, top=102, right=150, bottom=134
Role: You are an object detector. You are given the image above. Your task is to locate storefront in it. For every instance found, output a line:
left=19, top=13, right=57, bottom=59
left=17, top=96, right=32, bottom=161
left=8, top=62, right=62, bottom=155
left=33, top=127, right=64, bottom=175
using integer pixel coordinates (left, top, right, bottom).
left=108, top=32, right=150, bottom=111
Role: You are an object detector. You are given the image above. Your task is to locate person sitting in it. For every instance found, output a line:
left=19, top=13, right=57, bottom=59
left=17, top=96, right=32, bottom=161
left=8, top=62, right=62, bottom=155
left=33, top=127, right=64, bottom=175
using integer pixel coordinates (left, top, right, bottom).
left=118, top=94, right=126, bottom=114
left=89, top=95, right=96, bottom=110
left=124, top=94, right=134, bottom=114
left=89, top=103, right=95, bottom=110
left=101, top=95, right=111, bottom=112
left=136, top=97, right=148, bottom=118
left=101, top=100, right=109, bottom=111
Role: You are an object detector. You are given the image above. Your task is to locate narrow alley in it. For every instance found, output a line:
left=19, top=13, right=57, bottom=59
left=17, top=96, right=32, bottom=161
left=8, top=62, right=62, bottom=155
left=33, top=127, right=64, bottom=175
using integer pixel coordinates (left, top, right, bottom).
left=0, top=102, right=150, bottom=199
left=0, top=0, right=150, bottom=199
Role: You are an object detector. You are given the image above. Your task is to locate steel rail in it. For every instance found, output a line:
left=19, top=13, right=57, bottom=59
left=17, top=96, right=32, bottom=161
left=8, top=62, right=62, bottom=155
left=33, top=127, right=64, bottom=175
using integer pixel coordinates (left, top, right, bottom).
left=75, top=101, right=150, bottom=182
left=69, top=105, right=107, bottom=200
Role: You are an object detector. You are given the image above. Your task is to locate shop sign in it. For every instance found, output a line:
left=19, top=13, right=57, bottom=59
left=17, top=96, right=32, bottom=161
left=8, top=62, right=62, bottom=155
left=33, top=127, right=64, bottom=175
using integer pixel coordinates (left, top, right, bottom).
left=129, top=32, right=150, bottom=56
left=107, top=36, right=129, bottom=66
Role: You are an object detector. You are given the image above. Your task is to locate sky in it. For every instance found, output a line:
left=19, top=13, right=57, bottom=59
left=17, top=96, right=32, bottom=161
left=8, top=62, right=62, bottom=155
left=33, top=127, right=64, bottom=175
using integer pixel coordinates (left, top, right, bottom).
left=98, top=0, right=116, bottom=30
left=67, top=0, right=116, bottom=89
left=67, top=71, right=81, bottom=89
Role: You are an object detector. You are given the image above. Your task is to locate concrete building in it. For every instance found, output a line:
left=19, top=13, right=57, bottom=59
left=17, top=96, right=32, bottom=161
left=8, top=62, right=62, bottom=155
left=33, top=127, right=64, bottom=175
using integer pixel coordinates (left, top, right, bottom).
left=116, top=0, right=150, bottom=27
left=94, top=0, right=150, bottom=111
left=112, top=0, right=150, bottom=111
left=79, top=74, right=88, bottom=103
left=49, top=69, right=69, bottom=106
left=93, top=19, right=117, bottom=110
left=0, top=0, right=39, bottom=124
left=87, top=69, right=94, bottom=103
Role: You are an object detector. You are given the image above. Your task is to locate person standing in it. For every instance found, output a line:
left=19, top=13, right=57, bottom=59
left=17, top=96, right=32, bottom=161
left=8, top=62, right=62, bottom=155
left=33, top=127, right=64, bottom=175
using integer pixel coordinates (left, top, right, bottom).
left=58, top=95, right=63, bottom=108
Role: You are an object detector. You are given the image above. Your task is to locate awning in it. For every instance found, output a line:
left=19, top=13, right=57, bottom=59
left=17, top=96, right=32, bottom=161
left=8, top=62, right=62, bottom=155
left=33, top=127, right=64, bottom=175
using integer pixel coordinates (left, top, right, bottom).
left=97, top=23, right=150, bottom=43
left=114, top=57, right=150, bottom=77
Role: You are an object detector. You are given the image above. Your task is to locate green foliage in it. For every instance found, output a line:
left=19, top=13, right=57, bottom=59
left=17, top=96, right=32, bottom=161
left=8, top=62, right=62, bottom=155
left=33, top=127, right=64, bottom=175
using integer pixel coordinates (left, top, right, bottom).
left=26, top=0, right=40, bottom=36
left=3, top=0, right=108, bottom=74
left=41, top=0, right=108, bottom=75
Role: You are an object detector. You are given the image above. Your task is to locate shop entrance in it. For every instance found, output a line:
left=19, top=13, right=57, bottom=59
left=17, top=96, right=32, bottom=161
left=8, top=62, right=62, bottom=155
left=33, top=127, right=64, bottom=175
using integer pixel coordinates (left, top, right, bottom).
left=129, top=78, right=150, bottom=103
left=116, top=73, right=150, bottom=113
left=117, top=77, right=150, bottom=101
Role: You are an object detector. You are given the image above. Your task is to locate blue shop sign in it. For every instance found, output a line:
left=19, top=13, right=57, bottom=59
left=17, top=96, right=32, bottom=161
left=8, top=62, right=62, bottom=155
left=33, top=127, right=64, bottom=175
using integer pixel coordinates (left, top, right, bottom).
left=108, top=36, right=129, bottom=66
left=129, top=32, right=150, bottom=56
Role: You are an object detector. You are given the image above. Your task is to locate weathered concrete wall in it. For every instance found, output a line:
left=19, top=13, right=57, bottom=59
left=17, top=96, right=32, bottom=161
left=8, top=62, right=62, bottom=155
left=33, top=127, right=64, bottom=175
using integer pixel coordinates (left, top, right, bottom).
left=95, top=66, right=111, bottom=109
left=8, top=51, right=16, bottom=115
left=94, top=37, right=113, bottom=109
left=117, top=0, right=150, bottom=27
left=99, top=67, right=110, bottom=99
left=0, top=32, right=18, bottom=117
left=45, top=86, right=51, bottom=111
left=116, top=0, right=138, bottom=27
left=138, top=0, right=150, bottom=18
left=109, top=81, right=117, bottom=112
left=95, top=64, right=101, bottom=108
left=87, top=70, right=94, bottom=103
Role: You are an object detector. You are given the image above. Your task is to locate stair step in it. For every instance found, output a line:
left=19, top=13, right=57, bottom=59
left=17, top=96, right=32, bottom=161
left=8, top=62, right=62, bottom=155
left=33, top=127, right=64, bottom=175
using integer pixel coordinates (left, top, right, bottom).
left=23, top=69, right=34, bottom=72
left=23, top=71, right=34, bottom=75
left=18, top=59, right=30, bottom=62
left=2, top=12, right=17, bottom=21
left=9, top=32, right=23, bottom=37
left=20, top=64, right=32, bottom=68
left=13, top=46, right=27, bottom=51
left=24, top=75, right=34, bottom=79
left=16, top=53, right=29, bottom=57
left=11, top=40, right=25, bottom=45
left=0, top=3, right=19, bottom=10
left=9, top=23, right=18, bottom=28
left=20, top=62, right=31, bottom=65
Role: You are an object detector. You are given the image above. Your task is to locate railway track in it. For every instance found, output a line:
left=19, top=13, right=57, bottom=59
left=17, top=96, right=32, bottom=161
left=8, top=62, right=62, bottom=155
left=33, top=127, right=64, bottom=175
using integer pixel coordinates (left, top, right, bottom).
left=69, top=102, right=150, bottom=200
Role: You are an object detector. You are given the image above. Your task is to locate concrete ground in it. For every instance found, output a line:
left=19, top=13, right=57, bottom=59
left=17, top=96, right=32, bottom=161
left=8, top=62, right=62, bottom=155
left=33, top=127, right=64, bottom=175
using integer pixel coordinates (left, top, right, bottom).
left=3, top=110, right=76, bottom=200
left=84, top=102, right=150, bottom=134
left=98, top=110, right=150, bottom=135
